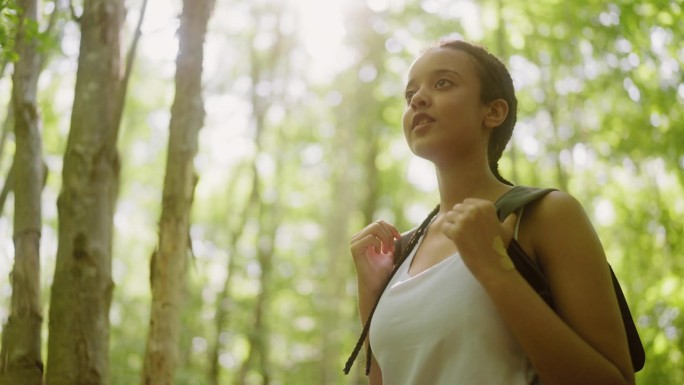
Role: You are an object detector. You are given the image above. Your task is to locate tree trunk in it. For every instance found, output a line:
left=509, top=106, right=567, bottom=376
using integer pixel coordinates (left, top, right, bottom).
left=208, top=165, right=258, bottom=385
left=0, top=2, right=62, bottom=217
left=235, top=206, right=277, bottom=385
left=320, top=113, right=355, bottom=384
left=45, top=0, right=124, bottom=384
left=235, top=22, right=285, bottom=383
left=0, top=0, right=44, bottom=383
left=141, top=0, right=214, bottom=383
left=234, top=112, right=272, bottom=385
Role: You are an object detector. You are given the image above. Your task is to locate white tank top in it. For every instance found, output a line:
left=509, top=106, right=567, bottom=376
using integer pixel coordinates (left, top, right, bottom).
left=369, top=231, right=536, bottom=385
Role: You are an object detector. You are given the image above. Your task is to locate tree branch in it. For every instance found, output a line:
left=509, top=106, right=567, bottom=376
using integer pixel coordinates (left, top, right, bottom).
left=68, top=0, right=80, bottom=22
left=114, top=0, right=148, bottom=132
left=0, top=157, right=13, bottom=220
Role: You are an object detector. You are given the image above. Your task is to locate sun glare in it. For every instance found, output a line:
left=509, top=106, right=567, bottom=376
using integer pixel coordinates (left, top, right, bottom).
left=287, top=0, right=353, bottom=82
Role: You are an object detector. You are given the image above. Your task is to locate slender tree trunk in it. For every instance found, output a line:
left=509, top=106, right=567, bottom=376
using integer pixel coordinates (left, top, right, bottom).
left=141, top=0, right=214, bottom=383
left=235, top=23, right=285, bottom=383
left=0, top=82, right=16, bottom=219
left=0, top=102, right=13, bottom=168
left=0, top=162, right=14, bottom=217
left=208, top=165, right=258, bottom=385
left=235, top=117, right=274, bottom=385
left=0, top=2, right=62, bottom=218
left=235, top=200, right=277, bottom=385
left=235, top=133, right=283, bottom=385
left=320, top=111, right=355, bottom=384
left=208, top=228, right=240, bottom=385
left=0, top=0, right=44, bottom=383
left=45, top=0, right=124, bottom=384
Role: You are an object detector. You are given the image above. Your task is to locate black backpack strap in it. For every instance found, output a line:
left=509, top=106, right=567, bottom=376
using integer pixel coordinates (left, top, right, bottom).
left=394, top=227, right=418, bottom=265
left=495, top=186, right=645, bottom=372
left=610, top=266, right=646, bottom=371
left=495, top=186, right=557, bottom=307
left=396, top=187, right=552, bottom=262
left=495, top=186, right=557, bottom=221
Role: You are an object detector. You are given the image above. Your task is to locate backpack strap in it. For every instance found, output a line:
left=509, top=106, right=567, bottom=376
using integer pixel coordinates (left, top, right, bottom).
left=495, top=187, right=557, bottom=306
left=495, top=186, right=557, bottom=221
left=394, top=227, right=418, bottom=265
left=394, top=186, right=554, bottom=263
left=495, top=186, right=645, bottom=372
left=610, top=266, right=646, bottom=371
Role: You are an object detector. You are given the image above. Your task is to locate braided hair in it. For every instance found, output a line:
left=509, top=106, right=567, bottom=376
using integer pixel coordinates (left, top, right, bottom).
left=344, top=40, right=517, bottom=375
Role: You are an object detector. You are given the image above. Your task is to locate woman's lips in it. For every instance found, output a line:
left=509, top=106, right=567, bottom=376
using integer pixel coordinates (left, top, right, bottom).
left=412, top=113, right=436, bottom=130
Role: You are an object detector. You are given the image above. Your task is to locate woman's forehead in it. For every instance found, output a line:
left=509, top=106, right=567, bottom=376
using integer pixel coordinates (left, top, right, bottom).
left=406, top=48, right=476, bottom=83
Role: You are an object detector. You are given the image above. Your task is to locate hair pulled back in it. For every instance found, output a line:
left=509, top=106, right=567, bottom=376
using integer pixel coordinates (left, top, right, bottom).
left=438, top=40, right=517, bottom=185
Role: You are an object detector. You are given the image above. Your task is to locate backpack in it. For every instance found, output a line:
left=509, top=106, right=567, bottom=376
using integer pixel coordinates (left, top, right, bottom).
left=393, top=186, right=645, bottom=372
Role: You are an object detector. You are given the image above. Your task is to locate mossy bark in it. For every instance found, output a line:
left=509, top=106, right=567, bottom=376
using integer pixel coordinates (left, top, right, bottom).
left=141, top=0, right=214, bottom=384
left=0, top=0, right=45, bottom=383
left=45, top=1, right=124, bottom=384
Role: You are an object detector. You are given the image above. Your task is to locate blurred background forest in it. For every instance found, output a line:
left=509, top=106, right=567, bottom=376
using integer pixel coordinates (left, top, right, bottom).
left=0, top=0, right=682, bottom=384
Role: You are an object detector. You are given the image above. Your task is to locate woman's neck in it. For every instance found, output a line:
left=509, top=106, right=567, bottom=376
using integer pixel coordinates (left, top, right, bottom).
left=434, top=160, right=511, bottom=213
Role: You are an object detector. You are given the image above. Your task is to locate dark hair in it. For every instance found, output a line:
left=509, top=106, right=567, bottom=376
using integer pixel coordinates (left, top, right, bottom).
left=438, top=40, right=517, bottom=186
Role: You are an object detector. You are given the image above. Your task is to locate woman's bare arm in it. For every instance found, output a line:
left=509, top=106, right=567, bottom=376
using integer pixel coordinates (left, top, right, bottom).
left=442, top=191, right=634, bottom=385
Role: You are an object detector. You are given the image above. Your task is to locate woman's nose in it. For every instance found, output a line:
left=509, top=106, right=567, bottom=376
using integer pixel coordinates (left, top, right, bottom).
left=410, top=88, right=429, bottom=110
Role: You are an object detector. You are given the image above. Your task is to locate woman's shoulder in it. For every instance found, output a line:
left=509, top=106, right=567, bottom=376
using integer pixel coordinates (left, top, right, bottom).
left=517, top=187, right=598, bottom=252
left=517, top=187, right=587, bottom=223
left=521, top=187, right=603, bottom=263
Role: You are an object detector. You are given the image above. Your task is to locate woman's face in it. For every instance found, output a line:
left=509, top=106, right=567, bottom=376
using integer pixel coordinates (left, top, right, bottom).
left=402, top=47, right=490, bottom=164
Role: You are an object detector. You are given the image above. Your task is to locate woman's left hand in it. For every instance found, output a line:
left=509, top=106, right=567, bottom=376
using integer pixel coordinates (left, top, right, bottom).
left=441, top=198, right=518, bottom=281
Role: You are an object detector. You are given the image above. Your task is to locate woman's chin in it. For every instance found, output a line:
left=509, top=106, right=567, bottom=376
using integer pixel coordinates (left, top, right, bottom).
left=409, top=140, right=449, bottom=162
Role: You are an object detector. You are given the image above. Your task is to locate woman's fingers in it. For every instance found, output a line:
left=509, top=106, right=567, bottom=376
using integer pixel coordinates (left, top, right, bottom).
left=441, top=199, right=502, bottom=248
left=351, top=220, right=400, bottom=256
left=350, top=233, right=383, bottom=258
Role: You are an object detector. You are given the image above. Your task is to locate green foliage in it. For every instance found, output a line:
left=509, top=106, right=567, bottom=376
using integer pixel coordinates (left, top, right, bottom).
left=0, top=0, right=682, bottom=384
left=0, top=0, right=19, bottom=62
left=0, top=0, right=52, bottom=65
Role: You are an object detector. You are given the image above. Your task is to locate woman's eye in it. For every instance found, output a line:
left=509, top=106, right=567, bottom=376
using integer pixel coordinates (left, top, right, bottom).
left=435, top=79, right=451, bottom=88
left=405, top=91, right=415, bottom=102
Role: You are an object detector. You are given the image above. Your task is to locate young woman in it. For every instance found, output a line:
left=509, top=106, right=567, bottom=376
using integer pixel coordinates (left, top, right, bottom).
left=346, top=40, right=635, bottom=385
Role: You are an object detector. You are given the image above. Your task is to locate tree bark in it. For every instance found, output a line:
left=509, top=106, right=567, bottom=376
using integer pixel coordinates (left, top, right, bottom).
left=45, top=0, right=124, bottom=384
left=0, top=0, right=61, bottom=218
left=141, top=0, right=214, bottom=383
left=0, top=0, right=44, bottom=383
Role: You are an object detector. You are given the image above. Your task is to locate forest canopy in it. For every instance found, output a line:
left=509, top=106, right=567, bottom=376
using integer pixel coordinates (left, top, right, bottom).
left=0, top=0, right=682, bottom=384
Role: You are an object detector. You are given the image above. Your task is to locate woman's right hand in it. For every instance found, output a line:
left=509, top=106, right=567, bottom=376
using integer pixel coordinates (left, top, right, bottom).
left=350, top=220, right=401, bottom=295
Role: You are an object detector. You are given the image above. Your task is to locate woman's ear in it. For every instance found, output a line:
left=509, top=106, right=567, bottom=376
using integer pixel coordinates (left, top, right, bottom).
left=483, top=99, right=509, bottom=129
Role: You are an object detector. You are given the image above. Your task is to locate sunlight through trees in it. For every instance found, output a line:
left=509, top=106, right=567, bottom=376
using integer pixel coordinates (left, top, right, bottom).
left=0, top=0, right=682, bottom=384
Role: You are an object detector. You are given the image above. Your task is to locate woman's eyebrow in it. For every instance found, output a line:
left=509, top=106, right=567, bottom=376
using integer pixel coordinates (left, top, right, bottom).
left=433, top=69, right=463, bottom=79
left=405, top=69, right=464, bottom=90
